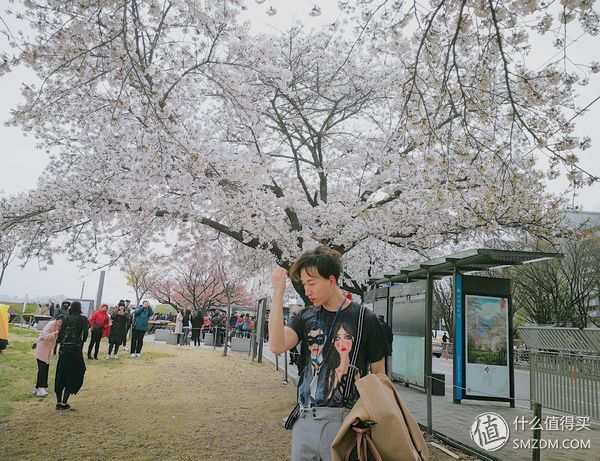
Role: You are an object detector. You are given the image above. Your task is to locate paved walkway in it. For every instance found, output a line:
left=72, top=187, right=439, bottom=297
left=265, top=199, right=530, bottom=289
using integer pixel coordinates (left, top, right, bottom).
left=395, top=383, right=598, bottom=461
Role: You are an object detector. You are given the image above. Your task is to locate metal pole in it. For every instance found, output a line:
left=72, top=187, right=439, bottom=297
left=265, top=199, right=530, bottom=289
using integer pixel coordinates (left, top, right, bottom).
left=21, top=295, right=27, bottom=326
left=223, top=296, right=231, bottom=357
left=530, top=354, right=535, bottom=411
left=94, top=271, right=105, bottom=312
left=275, top=353, right=279, bottom=371
left=425, top=271, right=433, bottom=435
left=257, top=329, right=264, bottom=364
left=532, top=402, right=542, bottom=461
left=283, top=350, right=289, bottom=384
left=257, top=298, right=266, bottom=364
left=80, top=281, right=85, bottom=299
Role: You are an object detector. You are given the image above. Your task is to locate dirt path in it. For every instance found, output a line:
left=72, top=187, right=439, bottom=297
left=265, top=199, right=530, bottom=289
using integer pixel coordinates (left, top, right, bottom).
left=1, top=333, right=469, bottom=460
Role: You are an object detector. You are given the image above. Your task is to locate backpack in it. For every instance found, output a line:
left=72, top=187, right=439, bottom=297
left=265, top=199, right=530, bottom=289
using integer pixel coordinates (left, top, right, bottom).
left=61, top=319, right=83, bottom=352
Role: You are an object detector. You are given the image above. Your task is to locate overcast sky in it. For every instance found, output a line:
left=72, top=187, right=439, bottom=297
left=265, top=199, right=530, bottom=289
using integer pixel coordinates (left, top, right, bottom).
left=1, top=3, right=599, bottom=303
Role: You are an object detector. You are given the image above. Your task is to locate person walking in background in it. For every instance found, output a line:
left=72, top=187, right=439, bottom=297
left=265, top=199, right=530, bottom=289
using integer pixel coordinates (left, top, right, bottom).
left=54, top=301, right=70, bottom=319
left=117, top=300, right=130, bottom=352
left=236, top=313, right=244, bottom=338
left=33, top=314, right=64, bottom=397
left=210, top=311, right=222, bottom=347
left=181, top=308, right=191, bottom=346
left=53, top=301, right=70, bottom=355
left=242, top=313, right=251, bottom=339
left=88, top=304, right=110, bottom=360
left=130, top=301, right=153, bottom=357
left=106, top=305, right=128, bottom=359
left=55, top=301, right=88, bottom=410
left=175, top=309, right=184, bottom=345
left=190, top=309, right=203, bottom=346
left=263, top=313, right=269, bottom=342
left=201, top=315, right=211, bottom=342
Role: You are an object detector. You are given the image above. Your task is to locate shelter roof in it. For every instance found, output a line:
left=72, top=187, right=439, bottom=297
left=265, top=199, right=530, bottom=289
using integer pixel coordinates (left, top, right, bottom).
left=367, top=248, right=562, bottom=285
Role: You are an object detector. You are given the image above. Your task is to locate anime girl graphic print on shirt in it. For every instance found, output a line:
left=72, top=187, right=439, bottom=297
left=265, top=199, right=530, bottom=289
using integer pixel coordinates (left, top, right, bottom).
left=326, top=320, right=355, bottom=403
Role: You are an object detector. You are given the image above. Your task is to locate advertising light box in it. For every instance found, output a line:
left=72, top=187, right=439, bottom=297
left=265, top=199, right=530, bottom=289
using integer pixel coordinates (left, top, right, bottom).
left=465, top=295, right=510, bottom=399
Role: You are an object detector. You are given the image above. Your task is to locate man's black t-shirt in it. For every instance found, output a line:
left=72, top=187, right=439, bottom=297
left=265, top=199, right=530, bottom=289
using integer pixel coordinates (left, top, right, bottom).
left=287, top=301, right=389, bottom=408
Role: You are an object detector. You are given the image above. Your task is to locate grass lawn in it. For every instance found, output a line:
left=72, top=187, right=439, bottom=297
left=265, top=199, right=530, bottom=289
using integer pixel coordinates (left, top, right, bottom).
left=1, top=326, right=44, bottom=417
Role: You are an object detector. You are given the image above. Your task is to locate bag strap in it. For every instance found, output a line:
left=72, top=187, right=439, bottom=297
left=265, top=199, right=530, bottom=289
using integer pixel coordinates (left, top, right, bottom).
left=342, top=304, right=366, bottom=403
left=343, top=425, right=384, bottom=461
left=284, top=403, right=301, bottom=430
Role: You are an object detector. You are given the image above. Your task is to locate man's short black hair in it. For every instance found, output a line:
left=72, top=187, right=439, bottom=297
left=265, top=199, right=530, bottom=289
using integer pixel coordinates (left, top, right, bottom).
left=289, top=246, right=343, bottom=284
left=61, top=301, right=71, bottom=308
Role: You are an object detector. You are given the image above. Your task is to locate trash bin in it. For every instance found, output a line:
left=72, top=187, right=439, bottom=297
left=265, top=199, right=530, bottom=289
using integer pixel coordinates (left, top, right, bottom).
left=431, top=373, right=445, bottom=396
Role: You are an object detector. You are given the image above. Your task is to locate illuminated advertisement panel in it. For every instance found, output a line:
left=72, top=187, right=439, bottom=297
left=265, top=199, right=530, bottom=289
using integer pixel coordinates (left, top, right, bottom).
left=464, top=295, right=510, bottom=399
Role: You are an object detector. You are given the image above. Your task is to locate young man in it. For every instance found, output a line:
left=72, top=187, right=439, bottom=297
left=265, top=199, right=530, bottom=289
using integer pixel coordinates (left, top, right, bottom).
left=269, top=246, right=389, bottom=461
left=130, top=300, right=153, bottom=357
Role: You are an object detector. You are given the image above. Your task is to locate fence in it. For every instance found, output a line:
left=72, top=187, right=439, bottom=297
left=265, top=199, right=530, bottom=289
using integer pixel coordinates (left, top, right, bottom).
left=530, top=351, right=600, bottom=419
left=518, top=327, right=600, bottom=420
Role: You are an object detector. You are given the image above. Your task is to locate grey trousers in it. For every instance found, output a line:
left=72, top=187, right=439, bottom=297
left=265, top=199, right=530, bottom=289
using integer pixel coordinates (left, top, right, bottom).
left=291, top=407, right=350, bottom=461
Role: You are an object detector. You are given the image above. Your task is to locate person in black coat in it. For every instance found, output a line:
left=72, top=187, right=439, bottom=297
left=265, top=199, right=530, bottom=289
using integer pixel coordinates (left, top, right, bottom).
left=190, top=309, right=203, bottom=346
left=54, top=301, right=88, bottom=410
left=106, top=305, right=128, bottom=359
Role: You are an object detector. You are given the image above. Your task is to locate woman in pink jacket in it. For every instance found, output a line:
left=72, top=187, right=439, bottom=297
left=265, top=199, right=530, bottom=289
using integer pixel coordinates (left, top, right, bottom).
left=34, top=315, right=64, bottom=397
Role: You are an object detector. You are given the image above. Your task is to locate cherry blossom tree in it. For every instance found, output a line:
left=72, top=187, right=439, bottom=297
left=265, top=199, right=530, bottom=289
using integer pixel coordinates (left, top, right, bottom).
left=144, top=252, right=255, bottom=315
left=1, top=0, right=598, bottom=296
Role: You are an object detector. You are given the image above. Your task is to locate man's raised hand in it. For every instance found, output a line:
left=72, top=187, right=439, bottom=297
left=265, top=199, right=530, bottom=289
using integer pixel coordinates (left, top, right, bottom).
left=271, top=267, right=288, bottom=295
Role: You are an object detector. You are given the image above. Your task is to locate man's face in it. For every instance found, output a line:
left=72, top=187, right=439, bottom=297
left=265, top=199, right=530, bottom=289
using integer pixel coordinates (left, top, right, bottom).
left=143, top=301, right=149, bottom=308
left=300, top=267, right=335, bottom=307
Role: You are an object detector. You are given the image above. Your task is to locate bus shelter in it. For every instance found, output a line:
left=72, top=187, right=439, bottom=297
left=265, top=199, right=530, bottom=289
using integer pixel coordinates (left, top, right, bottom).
left=366, top=248, right=561, bottom=434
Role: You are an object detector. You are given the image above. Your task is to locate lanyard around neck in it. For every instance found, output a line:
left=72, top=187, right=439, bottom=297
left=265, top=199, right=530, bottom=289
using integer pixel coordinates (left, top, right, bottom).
left=321, top=299, right=347, bottom=342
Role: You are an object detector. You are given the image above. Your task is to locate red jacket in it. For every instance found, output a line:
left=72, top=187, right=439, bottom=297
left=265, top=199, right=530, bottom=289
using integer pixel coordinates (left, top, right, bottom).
left=89, top=310, right=111, bottom=338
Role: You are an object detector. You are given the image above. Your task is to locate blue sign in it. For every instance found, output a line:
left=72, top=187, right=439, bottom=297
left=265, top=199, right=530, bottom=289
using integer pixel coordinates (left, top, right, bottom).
left=454, top=273, right=463, bottom=400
